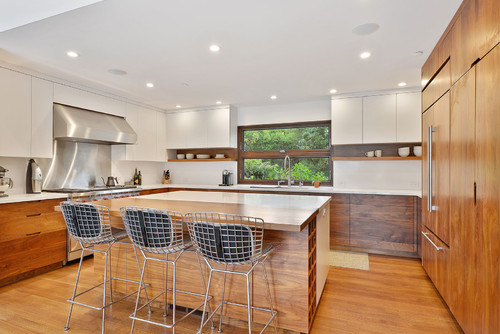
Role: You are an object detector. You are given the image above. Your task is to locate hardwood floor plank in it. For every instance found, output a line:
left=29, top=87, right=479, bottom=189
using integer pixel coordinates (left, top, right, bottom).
left=0, top=254, right=462, bottom=333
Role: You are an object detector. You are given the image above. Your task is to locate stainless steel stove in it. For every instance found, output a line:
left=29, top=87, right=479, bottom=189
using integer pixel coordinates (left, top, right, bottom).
left=44, top=185, right=141, bottom=263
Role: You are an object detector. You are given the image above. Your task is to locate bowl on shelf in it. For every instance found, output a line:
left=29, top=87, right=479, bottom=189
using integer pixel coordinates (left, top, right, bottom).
left=186, top=153, right=195, bottom=159
left=176, top=154, right=185, bottom=159
left=215, top=154, right=225, bottom=159
left=413, top=146, right=422, bottom=157
left=398, top=147, right=410, bottom=157
left=196, top=154, right=211, bottom=159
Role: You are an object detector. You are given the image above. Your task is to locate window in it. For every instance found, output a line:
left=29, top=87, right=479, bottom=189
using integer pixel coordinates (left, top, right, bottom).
left=238, top=121, right=331, bottom=185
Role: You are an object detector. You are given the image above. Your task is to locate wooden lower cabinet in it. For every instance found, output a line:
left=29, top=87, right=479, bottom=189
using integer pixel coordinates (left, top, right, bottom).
left=0, top=199, right=67, bottom=287
left=330, top=194, right=419, bottom=257
left=421, top=226, right=450, bottom=303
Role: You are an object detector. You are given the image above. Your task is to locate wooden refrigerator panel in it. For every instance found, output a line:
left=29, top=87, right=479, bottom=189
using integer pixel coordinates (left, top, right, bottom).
left=449, top=67, right=479, bottom=333
left=475, top=43, right=500, bottom=334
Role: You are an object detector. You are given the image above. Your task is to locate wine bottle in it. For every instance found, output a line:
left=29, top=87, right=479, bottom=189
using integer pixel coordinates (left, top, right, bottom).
left=134, top=168, right=138, bottom=185
left=138, top=171, right=142, bottom=185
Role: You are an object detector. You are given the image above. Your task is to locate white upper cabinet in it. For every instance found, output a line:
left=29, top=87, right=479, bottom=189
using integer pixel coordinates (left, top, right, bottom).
left=31, top=77, right=54, bottom=158
left=166, top=106, right=236, bottom=149
left=396, top=92, right=421, bottom=142
left=331, top=98, right=363, bottom=144
left=0, top=67, right=31, bottom=157
left=331, top=92, right=421, bottom=145
left=121, top=104, right=166, bottom=162
left=156, top=112, right=167, bottom=161
left=362, top=94, right=397, bottom=143
left=53, top=84, right=126, bottom=117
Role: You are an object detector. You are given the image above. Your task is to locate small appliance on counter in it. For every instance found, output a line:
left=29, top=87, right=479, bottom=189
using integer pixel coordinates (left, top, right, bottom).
left=219, top=169, right=233, bottom=186
left=0, top=166, right=14, bottom=197
left=26, top=159, right=43, bottom=193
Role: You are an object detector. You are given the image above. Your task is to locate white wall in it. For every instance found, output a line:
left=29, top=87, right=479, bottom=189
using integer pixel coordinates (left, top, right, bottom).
left=333, top=161, right=421, bottom=190
left=111, top=160, right=167, bottom=186
left=166, top=161, right=237, bottom=185
left=0, top=157, right=51, bottom=194
left=238, top=99, right=331, bottom=125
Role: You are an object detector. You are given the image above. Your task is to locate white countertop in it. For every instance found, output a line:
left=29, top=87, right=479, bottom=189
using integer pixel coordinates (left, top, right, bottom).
left=0, top=183, right=421, bottom=205
left=141, top=183, right=422, bottom=197
left=0, top=192, right=68, bottom=204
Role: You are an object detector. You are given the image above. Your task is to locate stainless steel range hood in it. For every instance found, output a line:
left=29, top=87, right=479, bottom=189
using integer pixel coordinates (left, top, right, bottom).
left=53, top=103, right=137, bottom=144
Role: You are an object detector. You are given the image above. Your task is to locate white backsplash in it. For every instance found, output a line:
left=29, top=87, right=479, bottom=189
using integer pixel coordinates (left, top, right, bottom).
left=0, top=157, right=52, bottom=195
left=333, top=160, right=421, bottom=190
left=111, top=160, right=167, bottom=185
left=166, top=161, right=237, bottom=185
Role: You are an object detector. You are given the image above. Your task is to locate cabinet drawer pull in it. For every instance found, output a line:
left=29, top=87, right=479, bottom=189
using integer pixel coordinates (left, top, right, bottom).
left=421, top=232, right=443, bottom=251
left=26, top=213, right=42, bottom=217
left=26, top=232, right=41, bottom=236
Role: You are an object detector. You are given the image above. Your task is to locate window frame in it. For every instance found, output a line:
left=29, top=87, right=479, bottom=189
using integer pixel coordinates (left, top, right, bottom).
left=237, top=120, right=332, bottom=186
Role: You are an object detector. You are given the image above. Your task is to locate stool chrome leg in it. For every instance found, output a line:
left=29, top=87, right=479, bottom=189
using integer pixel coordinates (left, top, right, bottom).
left=101, top=250, right=109, bottom=334
left=218, top=265, right=228, bottom=332
left=172, top=260, right=177, bottom=334
left=108, top=247, right=113, bottom=303
left=164, top=253, right=169, bottom=317
left=199, top=269, right=213, bottom=334
left=64, top=248, right=85, bottom=331
left=262, top=261, right=277, bottom=333
left=246, top=271, right=252, bottom=334
left=132, top=245, right=151, bottom=313
left=130, top=258, right=147, bottom=334
left=195, top=252, right=215, bottom=330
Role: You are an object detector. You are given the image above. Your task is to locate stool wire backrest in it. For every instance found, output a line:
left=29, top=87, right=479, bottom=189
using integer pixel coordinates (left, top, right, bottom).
left=120, top=207, right=185, bottom=254
left=60, top=201, right=114, bottom=245
left=185, top=212, right=264, bottom=265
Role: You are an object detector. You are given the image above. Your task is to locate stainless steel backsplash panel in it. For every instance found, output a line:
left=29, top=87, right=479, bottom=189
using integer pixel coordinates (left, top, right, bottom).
left=43, top=140, right=111, bottom=189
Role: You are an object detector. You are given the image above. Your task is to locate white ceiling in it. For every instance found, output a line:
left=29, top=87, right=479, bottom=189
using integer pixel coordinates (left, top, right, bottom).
left=0, top=0, right=462, bottom=110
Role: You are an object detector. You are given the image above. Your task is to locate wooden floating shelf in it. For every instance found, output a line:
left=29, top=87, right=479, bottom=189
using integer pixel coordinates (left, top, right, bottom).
left=332, top=156, right=421, bottom=161
left=168, top=158, right=235, bottom=162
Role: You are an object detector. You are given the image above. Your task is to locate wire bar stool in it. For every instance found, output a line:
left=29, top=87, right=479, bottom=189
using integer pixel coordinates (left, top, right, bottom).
left=60, top=201, right=150, bottom=334
left=120, top=207, right=213, bottom=334
left=185, top=212, right=277, bottom=334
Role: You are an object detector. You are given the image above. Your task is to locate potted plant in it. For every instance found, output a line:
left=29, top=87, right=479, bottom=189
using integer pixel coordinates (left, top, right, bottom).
left=313, top=172, right=326, bottom=188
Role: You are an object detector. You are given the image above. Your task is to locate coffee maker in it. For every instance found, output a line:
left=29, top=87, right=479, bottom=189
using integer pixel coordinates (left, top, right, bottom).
left=26, top=159, right=43, bottom=193
left=220, top=169, right=233, bottom=186
left=0, top=166, right=14, bottom=197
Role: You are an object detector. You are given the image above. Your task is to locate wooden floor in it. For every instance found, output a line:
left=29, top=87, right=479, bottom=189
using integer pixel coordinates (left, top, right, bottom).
left=0, top=255, right=462, bottom=333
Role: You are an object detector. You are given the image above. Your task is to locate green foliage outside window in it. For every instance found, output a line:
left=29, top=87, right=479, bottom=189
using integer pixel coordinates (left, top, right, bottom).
left=243, top=126, right=329, bottom=151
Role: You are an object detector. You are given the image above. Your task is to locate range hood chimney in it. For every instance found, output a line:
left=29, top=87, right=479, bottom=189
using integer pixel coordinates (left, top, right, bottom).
left=53, top=103, right=137, bottom=144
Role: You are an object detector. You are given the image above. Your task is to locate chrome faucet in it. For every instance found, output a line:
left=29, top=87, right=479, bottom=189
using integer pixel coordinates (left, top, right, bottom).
left=284, top=155, right=292, bottom=187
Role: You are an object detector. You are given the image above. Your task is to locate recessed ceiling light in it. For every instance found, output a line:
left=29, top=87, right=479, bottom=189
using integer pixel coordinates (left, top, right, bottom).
left=352, top=23, right=379, bottom=36
left=209, top=44, right=221, bottom=52
left=270, top=95, right=277, bottom=100
left=216, top=101, right=222, bottom=104
left=398, top=82, right=407, bottom=87
left=360, top=52, right=371, bottom=59
left=146, top=82, right=154, bottom=88
left=329, top=89, right=337, bottom=94
left=66, top=51, right=79, bottom=58
left=108, top=69, right=127, bottom=75
left=176, top=105, right=182, bottom=108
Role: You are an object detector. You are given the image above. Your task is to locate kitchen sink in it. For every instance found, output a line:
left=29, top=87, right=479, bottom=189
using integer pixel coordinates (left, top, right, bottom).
left=249, top=185, right=282, bottom=189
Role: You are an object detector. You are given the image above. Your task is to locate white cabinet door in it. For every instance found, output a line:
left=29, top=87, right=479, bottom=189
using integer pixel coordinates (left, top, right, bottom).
left=0, top=68, right=31, bottom=157
left=125, top=104, right=139, bottom=160
left=54, top=84, right=126, bottom=117
left=136, top=107, right=157, bottom=161
left=31, top=78, right=54, bottom=158
left=331, top=97, right=363, bottom=144
left=166, top=112, right=186, bottom=149
left=396, top=92, right=421, bottom=142
left=156, top=112, right=167, bottom=161
left=362, top=95, right=397, bottom=143
left=184, top=111, right=207, bottom=149
left=206, top=107, right=230, bottom=147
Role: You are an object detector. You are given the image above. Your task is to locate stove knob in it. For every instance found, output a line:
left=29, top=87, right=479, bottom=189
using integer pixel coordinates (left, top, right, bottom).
left=103, top=198, right=109, bottom=200
left=93, top=199, right=98, bottom=201
left=82, top=200, right=87, bottom=203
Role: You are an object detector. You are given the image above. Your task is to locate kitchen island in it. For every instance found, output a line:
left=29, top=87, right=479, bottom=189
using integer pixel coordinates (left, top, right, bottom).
left=91, top=191, right=331, bottom=333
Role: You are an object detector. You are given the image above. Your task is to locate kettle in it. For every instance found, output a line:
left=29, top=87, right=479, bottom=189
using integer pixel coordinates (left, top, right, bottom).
left=0, top=166, right=13, bottom=197
left=103, top=176, right=119, bottom=187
